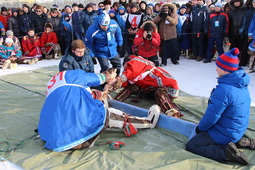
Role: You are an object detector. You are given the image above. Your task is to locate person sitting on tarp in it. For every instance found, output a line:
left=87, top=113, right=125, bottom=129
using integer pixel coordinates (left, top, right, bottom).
left=110, top=55, right=181, bottom=117
left=59, top=40, right=94, bottom=73
left=186, top=48, right=254, bottom=166
left=38, top=68, right=160, bottom=152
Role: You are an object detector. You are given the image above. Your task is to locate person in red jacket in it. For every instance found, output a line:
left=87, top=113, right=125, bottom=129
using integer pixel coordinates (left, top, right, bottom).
left=21, top=28, right=42, bottom=62
left=0, top=7, right=11, bottom=30
left=111, top=55, right=181, bottom=117
left=134, top=21, right=161, bottom=66
left=41, top=23, right=61, bottom=59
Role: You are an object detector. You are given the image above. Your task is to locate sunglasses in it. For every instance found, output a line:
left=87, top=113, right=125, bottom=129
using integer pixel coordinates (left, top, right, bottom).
left=99, top=5, right=104, bottom=7
left=36, top=10, right=42, bottom=12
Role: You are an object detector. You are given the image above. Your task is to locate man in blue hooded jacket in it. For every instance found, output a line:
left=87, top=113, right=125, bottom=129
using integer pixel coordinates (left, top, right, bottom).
left=186, top=48, right=253, bottom=166
left=85, top=11, right=123, bottom=76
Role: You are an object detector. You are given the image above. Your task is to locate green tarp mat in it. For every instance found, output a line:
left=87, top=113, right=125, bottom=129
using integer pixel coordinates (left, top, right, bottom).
left=0, top=66, right=254, bottom=169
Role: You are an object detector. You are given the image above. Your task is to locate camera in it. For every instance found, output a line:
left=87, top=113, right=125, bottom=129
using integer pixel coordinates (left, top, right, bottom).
left=146, top=31, right=152, bottom=40
left=159, top=11, right=168, bottom=18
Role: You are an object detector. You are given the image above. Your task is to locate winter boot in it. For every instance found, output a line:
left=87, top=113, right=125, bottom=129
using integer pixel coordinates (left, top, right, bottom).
left=30, top=58, right=38, bottom=65
left=46, top=54, right=53, bottom=60
left=9, top=63, right=18, bottom=69
left=54, top=52, right=60, bottom=59
left=196, top=56, right=203, bottom=61
left=236, top=137, right=255, bottom=149
left=247, top=55, right=255, bottom=73
left=225, top=142, right=249, bottom=165
left=2, top=59, right=11, bottom=69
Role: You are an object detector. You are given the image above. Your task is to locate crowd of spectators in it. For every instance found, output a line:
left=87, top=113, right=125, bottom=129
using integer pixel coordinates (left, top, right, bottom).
left=0, top=0, right=255, bottom=73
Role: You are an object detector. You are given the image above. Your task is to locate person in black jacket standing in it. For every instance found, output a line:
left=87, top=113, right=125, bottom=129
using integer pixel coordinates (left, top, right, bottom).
left=32, top=5, right=47, bottom=37
left=19, top=4, right=33, bottom=36
left=8, top=8, right=21, bottom=38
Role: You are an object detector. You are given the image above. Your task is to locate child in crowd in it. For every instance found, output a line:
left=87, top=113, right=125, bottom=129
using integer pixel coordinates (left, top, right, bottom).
left=0, top=30, right=20, bottom=49
left=0, top=38, right=21, bottom=69
left=41, top=23, right=61, bottom=59
left=22, top=29, right=42, bottom=61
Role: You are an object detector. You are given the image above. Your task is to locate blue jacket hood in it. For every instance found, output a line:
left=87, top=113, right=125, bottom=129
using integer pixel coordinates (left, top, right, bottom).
left=218, top=68, right=250, bottom=88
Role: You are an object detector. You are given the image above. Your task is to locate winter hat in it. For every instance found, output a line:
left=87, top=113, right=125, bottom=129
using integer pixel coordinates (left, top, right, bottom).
left=5, top=38, right=14, bottom=44
left=78, top=4, right=84, bottom=8
left=180, top=5, right=187, bottom=10
left=86, top=3, right=93, bottom=8
left=72, top=3, right=78, bottom=7
left=1, top=7, right=8, bottom=12
left=131, top=2, right=138, bottom=9
left=98, top=11, right=111, bottom=26
left=103, top=0, right=112, bottom=5
left=52, top=4, right=58, bottom=8
left=119, top=6, right=125, bottom=10
left=65, top=5, right=72, bottom=9
left=216, top=48, right=240, bottom=72
left=63, top=13, right=70, bottom=19
left=22, top=4, right=30, bottom=9
left=148, top=3, right=154, bottom=7
left=12, top=8, right=19, bottom=13
left=214, top=1, right=222, bottom=8
left=109, top=9, right=116, bottom=15
left=6, top=30, right=14, bottom=36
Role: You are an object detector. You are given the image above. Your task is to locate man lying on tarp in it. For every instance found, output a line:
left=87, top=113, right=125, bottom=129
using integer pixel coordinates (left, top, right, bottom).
left=38, top=68, right=160, bottom=152
left=186, top=48, right=255, bottom=166
left=110, top=55, right=181, bottom=117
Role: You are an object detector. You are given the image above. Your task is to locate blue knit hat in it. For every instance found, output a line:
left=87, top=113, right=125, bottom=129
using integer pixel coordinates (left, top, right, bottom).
left=215, top=1, right=222, bottom=8
left=119, top=6, right=125, bottom=10
left=216, top=48, right=239, bottom=72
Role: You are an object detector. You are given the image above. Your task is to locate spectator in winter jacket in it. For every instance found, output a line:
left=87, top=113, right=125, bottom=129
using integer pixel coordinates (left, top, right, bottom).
left=103, top=0, right=112, bottom=14
left=139, top=1, right=147, bottom=14
left=134, top=21, right=160, bottom=66
left=0, top=7, right=11, bottom=30
left=228, top=0, right=246, bottom=65
left=0, top=30, right=21, bottom=49
left=126, top=3, right=144, bottom=55
left=178, top=5, right=191, bottom=57
left=204, top=1, right=229, bottom=63
left=80, top=3, right=97, bottom=37
left=8, top=8, right=21, bottom=38
left=32, top=5, right=47, bottom=37
left=188, top=0, right=209, bottom=61
left=59, top=39, right=94, bottom=72
left=47, top=8, right=65, bottom=54
left=239, top=0, right=255, bottom=67
left=117, top=6, right=128, bottom=58
left=41, top=23, right=61, bottom=59
left=153, top=3, right=179, bottom=66
left=85, top=11, right=123, bottom=75
left=72, top=3, right=82, bottom=40
left=19, top=4, right=33, bottom=36
left=143, top=6, right=157, bottom=22
left=21, top=29, right=42, bottom=60
left=186, top=48, right=253, bottom=166
left=61, top=14, right=73, bottom=52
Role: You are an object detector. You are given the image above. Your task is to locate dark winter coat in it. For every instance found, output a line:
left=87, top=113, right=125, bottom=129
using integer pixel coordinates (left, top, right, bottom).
left=228, top=0, right=246, bottom=35
left=204, top=11, right=229, bottom=38
left=72, top=10, right=82, bottom=33
left=59, top=49, right=94, bottom=73
left=239, top=8, right=255, bottom=36
left=19, top=12, right=33, bottom=35
left=79, top=10, right=97, bottom=35
left=32, top=13, right=47, bottom=34
left=190, top=4, right=209, bottom=33
left=8, top=16, right=21, bottom=37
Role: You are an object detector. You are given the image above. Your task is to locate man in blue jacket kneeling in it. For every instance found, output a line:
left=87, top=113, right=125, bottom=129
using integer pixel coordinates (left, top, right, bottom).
left=186, top=48, right=254, bottom=166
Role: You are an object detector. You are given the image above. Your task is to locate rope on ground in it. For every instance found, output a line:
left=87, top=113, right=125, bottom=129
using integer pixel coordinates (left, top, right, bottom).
left=0, top=78, right=46, bottom=97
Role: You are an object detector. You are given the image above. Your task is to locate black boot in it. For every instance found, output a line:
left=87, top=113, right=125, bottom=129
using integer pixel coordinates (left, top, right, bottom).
left=236, top=137, right=255, bottom=149
left=225, top=142, right=249, bottom=166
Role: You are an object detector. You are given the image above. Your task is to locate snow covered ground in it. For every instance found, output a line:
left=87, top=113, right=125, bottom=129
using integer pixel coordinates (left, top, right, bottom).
left=0, top=56, right=254, bottom=106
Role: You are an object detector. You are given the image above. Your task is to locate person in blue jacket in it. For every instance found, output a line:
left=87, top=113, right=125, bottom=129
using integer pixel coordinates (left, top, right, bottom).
left=186, top=48, right=253, bottom=166
left=59, top=39, right=94, bottom=72
left=85, top=11, right=123, bottom=76
left=38, top=69, right=160, bottom=151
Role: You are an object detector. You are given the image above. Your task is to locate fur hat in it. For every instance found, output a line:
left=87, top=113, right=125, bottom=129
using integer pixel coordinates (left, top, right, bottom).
left=103, top=0, right=111, bottom=5
left=216, top=48, right=240, bottom=72
left=5, top=38, right=14, bottom=44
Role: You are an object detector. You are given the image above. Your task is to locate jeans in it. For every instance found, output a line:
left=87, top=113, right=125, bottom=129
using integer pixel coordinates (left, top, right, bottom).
left=186, top=132, right=228, bottom=163
left=97, top=55, right=121, bottom=76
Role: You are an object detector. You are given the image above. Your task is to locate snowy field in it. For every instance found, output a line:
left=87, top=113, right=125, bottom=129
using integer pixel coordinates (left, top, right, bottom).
left=0, top=56, right=254, bottom=106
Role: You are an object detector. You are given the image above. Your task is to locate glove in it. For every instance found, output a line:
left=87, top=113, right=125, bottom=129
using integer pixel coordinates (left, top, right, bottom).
left=92, top=57, right=97, bottom=64
left=195, top=125, right=201, bottom=134
left=110, top=77, right=123, bottom=92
